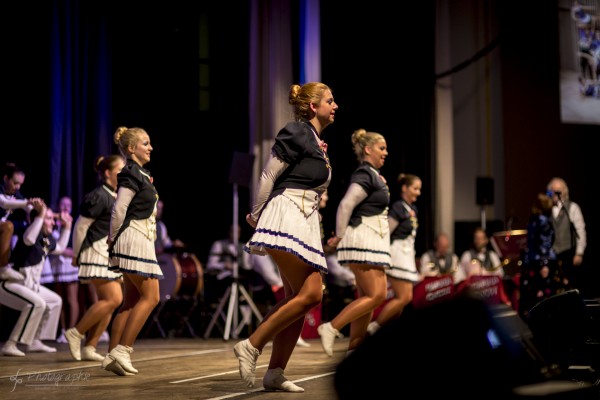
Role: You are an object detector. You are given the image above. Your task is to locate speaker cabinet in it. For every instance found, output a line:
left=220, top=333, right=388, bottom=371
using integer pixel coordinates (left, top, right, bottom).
left=228, top=152, right=255, bottom=187
left=476, top=176, right=495, bottom=205
left=335, top=295, right=549, bottom=399
left=526, top=290, right=589, bottom=369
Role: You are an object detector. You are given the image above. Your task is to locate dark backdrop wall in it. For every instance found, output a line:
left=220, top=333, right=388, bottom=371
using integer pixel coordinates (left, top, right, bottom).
left=319, top=1, right=436, bottom=258
left=2, top=1, right=253, bottom=265
left=107, top=1, right=253, bottom=261
left=2, top=1, right=435, bottom=266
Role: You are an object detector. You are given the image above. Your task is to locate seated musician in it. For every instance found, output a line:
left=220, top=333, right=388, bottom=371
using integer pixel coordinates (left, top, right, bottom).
left=458, top=227, right=511, bottom=306
left=419, top=232, right=464, bottom=284
left=155, top=199, right=185, bottom=256
left=204, top=224, right=252, bottom=305
left=155, top=199, right=189, bottom=302
left=459, top=227, right=504, bottom=279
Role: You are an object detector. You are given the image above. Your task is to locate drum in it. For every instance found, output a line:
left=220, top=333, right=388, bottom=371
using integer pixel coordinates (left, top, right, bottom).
left=490, top=230, right=527, bottom=276
left=173, top=252, right=204, bottom=297
left=158, top=252, right=203, bottom=301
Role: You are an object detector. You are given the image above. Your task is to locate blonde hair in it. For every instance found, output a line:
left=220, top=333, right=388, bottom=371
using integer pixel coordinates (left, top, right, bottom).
left=351, top=128, right=385, bottom=162
left=288, top=82, right=332, bottom=121
left=114, top=126, right=147, bottom=159
left=94, top=154, right=125, bottom=182
left=398, top=173, right=420, bottom=187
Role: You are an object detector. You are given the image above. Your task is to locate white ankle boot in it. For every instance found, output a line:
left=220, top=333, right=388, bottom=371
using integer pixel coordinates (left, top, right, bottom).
left=263, top=368, right=304, bottom=392
left=103, top=345, right=138, bottom=375
left=81, top=345, right=105, bottom=362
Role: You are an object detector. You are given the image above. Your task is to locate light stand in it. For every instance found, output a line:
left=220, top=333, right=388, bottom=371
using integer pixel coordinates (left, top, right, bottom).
left=204, top=152, right=263, bottom=340
left=480, top=206, right=487, bottom=231
left=476, top=177, right=494, bottom=231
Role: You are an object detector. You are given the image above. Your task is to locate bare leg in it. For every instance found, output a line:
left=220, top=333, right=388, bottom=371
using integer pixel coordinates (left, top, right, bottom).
left=76, top=279, right=123, bottom=348
left=118, top=273, right=160, bottom=347
left=329, top=265, right=387, bottom=341
left=374, top=277, right=412, bottom=326
left=0, top=221, right=14, bottom=266
left=248, top=249, right=322, bottom=363
left=267, top=269, right=315, bottom=371
left=109, top=278, right=134, bottom=352
left=65, top=281, right=80, bottom=328
left=79, top=282, right=99, bottom=319
left=54, top=282, right=68, bottom=334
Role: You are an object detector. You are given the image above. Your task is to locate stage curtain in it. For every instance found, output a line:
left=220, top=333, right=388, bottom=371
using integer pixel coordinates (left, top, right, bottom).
left=247, top=0, right=322, bottom=200
left=49, top=0, right=112, bottom=211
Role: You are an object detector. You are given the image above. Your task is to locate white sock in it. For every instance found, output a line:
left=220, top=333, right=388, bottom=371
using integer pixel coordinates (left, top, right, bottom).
left=367, top=321, right=381, bottom=335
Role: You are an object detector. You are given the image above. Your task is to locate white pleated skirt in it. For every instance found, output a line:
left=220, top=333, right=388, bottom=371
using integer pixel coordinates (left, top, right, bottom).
left=336, top=213, right=391, bottom=268
left=48, top=254, right=80, bottom=283
left=109, top=226, right=163, bottom=279
left=79, top=237, right=123, bottom=281
left=386, top=236, right=420, bottom=283
left=245, top=190, right=327, bottom=273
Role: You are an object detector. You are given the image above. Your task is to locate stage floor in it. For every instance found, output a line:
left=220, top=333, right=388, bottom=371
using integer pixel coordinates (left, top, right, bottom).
left=0, top=337, right=345, bottom=400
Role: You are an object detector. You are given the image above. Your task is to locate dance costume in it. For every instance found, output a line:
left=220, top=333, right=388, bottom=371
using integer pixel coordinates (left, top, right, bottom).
left=108, top=159, right=162, bottom=279
left=387, top=199, right=419, bottom=282
left=336, top=162, right=391, bottom=268
left=73, top=183, right=122, bottom=281
left=245, top=121, right=331, bottom=272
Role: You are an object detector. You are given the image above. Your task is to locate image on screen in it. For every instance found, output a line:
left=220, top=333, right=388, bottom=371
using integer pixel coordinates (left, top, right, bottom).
left=558, top=0, right=600, bottom=125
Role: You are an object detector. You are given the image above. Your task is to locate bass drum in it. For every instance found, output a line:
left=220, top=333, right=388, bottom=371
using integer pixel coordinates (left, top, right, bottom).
left=158, top=252, right=203, bottom=301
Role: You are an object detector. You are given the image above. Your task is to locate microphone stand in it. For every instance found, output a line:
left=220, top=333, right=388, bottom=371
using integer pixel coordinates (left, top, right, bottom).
left=480, top=205, right=487, bottom=231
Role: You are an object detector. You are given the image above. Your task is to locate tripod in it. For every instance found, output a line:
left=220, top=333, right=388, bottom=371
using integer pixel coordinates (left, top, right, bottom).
left=203, top=182, right=263, bottom=340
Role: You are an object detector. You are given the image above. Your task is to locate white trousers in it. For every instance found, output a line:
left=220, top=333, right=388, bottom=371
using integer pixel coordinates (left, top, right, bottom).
left=0, top=280, right=62, bottom=345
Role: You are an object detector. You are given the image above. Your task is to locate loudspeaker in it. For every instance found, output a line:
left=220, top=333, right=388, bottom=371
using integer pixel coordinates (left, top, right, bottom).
left=526, top=289, right=588, bottom=368
left=334, top=295, right=548, bottom=399
left=228, top=152, right=255, bottom=188
left=476, top=176, right=494, bottom=205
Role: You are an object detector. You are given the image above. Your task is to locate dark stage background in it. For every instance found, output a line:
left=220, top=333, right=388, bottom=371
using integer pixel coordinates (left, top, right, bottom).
left=1, top=0, right=435, bottom=266
left=2, top=1, right=598, bottom=298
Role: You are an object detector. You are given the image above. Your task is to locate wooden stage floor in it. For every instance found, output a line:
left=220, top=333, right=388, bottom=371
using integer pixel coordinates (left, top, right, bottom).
left=0, top=337, right=346, bottom=400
